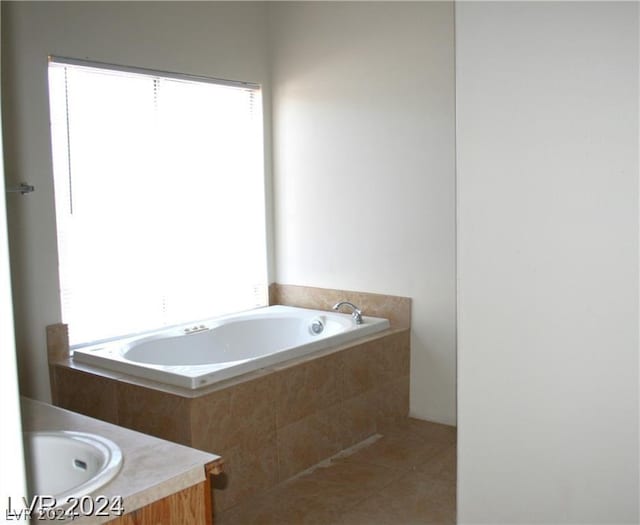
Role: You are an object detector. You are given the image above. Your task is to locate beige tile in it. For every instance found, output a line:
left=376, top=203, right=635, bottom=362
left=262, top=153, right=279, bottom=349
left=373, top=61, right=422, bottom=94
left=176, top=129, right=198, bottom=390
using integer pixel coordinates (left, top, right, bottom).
left=213, top=433, right=279, bottom=512
left=381, top=417, right=457, bottom=447
left=268, top=281, right=279, bottom=307
left=54, top=366, right=118, bottom=424
left=190, top=389, right=229, bottom=451
left=217, top=497, right=285, bottom=525
left=116, top=382, right=191, bottom=445
left=277, top=404, right=344, bottom=480
left=258, top=475, right=379, bottom=525
left=299, top=458, right=404, bottom=495
left=269, top=282, right=336, bottom=311
left=376, top=375, right=410, bottom=428
left=217, top=475, right=358, bottom=525
left=340, top=390, right=378, bottom=447
left=46, top=324, right=69, bottom=363
left=336, top=473, right=456, bottom=525
left=191, top=374, right=277, bottom=452
left=218, top=418, right=457, bottom=525
left=354, top=292, right=411, bottom=330
left=377, top=330, right=411, bottom=383
left=222, top=456, right=451, bottom=524
left=192, top=375, right=279, bottom=511
left=342, top=339, right=384, bottom=399
left=342, top=428, right=447, bottom=472
left=279, top=482, right=361, bottom=523
left=341, top=331, right=410, bottom=400
left=271, top=284, right=412, bottom=329
left=415, top=445, right=457, bottom=482
left=275, top=353, right=342, bottom=428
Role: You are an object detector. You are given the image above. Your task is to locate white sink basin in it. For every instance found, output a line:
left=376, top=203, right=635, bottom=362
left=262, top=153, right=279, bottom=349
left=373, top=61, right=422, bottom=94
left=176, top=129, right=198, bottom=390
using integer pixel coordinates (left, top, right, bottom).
left=24, top=431, right=123, bottom=503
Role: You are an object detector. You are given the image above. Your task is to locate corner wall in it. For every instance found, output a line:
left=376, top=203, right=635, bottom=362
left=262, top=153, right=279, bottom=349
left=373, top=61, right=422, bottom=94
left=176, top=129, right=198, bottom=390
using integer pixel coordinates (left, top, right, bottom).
left=2, top=1, right=273, bottom=401
left=456, top=2, right=639, bottom=522
left=269, top=2, right=457, bottom=424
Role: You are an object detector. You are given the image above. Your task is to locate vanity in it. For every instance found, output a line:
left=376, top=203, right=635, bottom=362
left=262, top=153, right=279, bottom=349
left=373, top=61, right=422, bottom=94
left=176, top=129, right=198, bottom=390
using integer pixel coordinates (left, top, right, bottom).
left=20, top=398, right=223, bottom=524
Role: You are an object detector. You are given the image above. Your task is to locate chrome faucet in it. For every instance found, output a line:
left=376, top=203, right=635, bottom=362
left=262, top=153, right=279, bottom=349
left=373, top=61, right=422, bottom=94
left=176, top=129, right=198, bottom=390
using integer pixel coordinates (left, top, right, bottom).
left=332, top=301, right=363, bottom=324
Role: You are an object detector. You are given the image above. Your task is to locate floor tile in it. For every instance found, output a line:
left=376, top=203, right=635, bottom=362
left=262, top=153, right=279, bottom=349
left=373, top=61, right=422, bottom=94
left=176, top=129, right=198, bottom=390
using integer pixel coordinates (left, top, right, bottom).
left=216, top=417, right=457, bottom=525
left=341, top=429, right=449, bottom=471
left=336, top=473, right=456, bottom=525
left=380, top=417, right=457, bottom=446
left=300, top=458, right=404, bottom=494
left=220, top=475, right=367, bottom=525
left=414, top=444, right=456, bottom=482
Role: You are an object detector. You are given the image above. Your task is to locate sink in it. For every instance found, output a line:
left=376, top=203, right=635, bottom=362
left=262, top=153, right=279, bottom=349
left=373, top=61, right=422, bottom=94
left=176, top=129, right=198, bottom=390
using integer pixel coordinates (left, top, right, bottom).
left=23, top=431, right=123, bottom=503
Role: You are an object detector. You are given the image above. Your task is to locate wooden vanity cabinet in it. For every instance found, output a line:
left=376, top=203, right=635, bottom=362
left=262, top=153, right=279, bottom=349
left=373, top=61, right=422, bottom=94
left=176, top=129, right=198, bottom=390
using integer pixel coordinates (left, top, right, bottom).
left=106, top=460, right=222, bottom=525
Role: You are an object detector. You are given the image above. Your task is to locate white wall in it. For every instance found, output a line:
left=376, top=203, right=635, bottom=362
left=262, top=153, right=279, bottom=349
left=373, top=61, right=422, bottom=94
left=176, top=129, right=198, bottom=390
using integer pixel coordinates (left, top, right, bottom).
left=2, top=1, right=272, bottom=402
left=456, top=2, right=639, bottom=523
left=269, top=2, right=457, bottom=424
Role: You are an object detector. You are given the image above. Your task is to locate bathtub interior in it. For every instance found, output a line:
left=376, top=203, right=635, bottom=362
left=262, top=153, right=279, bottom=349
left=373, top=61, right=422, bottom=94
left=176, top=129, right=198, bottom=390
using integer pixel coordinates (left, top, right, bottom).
left=123, top=314, right=353, bottom=366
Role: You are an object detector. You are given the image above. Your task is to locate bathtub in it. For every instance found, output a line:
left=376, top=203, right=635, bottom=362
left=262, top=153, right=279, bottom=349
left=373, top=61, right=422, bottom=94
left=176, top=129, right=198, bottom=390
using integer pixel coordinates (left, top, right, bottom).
left=72, top=305, right=390, bottom=389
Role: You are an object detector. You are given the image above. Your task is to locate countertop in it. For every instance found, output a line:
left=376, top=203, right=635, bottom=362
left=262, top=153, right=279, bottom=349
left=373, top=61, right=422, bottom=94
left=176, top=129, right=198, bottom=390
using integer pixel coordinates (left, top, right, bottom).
left=20, top=398, right=221, bottom=523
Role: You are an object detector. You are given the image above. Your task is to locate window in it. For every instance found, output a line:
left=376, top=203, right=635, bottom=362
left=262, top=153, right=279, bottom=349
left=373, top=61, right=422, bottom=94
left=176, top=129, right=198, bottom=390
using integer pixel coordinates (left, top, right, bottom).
left=48, top=58, right=267, bottom=346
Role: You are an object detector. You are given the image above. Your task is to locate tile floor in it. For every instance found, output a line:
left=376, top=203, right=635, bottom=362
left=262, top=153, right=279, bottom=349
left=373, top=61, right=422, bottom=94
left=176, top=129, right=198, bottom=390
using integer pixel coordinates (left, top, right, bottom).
left=216, top=418, right=456, bottom=525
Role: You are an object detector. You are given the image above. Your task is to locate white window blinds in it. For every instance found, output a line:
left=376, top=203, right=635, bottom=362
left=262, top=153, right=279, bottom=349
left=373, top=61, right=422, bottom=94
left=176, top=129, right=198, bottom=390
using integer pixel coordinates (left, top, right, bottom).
left=48, top=59, right=267, bottom=346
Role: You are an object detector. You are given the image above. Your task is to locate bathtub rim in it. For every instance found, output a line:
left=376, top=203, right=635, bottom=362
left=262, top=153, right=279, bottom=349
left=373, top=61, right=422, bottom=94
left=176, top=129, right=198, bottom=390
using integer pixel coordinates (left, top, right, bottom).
left=71, top=305, right=392, bottom=391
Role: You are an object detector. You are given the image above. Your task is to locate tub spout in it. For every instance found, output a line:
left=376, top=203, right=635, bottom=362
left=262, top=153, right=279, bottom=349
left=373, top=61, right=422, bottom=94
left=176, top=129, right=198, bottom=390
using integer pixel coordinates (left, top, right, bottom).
left=332, top=301, right=363, bottom=324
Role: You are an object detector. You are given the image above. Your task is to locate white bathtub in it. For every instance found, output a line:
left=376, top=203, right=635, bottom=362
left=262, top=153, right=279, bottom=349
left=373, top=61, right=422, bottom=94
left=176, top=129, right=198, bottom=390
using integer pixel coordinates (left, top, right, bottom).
left=72, top=305, right=390, bottom=389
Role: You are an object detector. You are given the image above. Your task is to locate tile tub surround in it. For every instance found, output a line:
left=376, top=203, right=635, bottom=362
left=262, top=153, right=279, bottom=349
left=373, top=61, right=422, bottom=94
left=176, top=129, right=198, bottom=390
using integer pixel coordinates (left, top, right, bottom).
left=269, top=283, right=411, bottom=329
left=21, top=398, right=222, bottom=524
left=49, top=327, right=410, bottom=513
